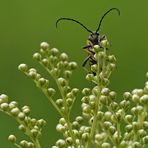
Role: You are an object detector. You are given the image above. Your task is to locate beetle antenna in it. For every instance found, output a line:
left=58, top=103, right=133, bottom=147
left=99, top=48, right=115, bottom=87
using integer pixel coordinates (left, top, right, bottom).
left=96, top=8, right=120, bottom=32
left=56, top=18, right=93, bottom=33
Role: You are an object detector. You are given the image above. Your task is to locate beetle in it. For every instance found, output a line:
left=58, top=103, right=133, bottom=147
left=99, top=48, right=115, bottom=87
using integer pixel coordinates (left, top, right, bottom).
left=56, top=8, right=120, bottom=72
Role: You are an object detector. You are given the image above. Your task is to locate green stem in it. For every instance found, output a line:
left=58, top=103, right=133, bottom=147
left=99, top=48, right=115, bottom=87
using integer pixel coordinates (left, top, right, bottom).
left=86, top=52, right=102, bottom=148
left=33, top=139, right=41, bottom=148
left=41, top=64, right=77, bottom=148
left=0, top=109, right=42, bottom=148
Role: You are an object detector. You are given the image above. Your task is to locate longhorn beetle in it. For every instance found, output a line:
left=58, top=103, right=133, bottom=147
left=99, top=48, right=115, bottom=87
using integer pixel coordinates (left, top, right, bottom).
left=56, top=8, right=120, bottom=73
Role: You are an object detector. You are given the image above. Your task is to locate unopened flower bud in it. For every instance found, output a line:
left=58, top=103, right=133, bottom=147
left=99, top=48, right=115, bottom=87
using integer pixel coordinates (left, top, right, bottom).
left=58, top=77, right=67, bottom=86
left=8, top=135, right=16, bottom=143
left=18, top=64, right=28, bottom=72
left=68, top=61, right=77, bottom=70
left=50, top=48, right=59, bottom=56
left=0, top=103, right=9, bottom=111
left=47, top=88, right=56, bottom=97
left=33, top=52, right=42, bottom=61
left=60, top=53, right=68, bottom=61
left=140, top=94, right=148, bottom=105
left=40, top=42, right=49, bottom=50
left=10, top=107, right=20, bottom=116
left=0, top=94, right=9, bottom=104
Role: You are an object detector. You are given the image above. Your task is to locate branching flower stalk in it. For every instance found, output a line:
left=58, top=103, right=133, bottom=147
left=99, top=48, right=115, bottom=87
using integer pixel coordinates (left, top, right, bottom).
left=0, top=94, right=46, bottom=148
left=0, top=38, right=148, bottom=148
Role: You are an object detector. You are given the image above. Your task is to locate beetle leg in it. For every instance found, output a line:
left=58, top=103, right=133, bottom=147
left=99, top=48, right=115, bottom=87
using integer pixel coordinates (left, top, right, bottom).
left=82, top=45, right=91, bottom=49
left=82, top=55, right=91, bottom=67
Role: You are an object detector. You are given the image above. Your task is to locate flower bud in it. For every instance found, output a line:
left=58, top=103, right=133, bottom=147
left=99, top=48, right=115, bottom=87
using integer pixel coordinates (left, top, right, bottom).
left=18, top=63, right=28, bottom=72
left=120, top=141, right=128, bottom=147
left=82, top=88, right=91, bottom=95
left=86, top=74, right=94, bottom=81
left=132, top=94, right=140, bottom=103
left=0, top=94, right=9, bottom=104
left=20, top=140, right=28, bottom=147
left=95, top=133, right=106, bottom=142
left=132, top=122, right=140, bottom=131
left=143, top=121, right=148, bottom=130
left=66, top=137, right=73, bottom=145
left=101, top=142, right=110, bottom=148
left=60, top=53, right=68, bottom=61
left=18, top=112, right=25, bottom=120
left=132, top=142, right=140, bottom=148
left=103, top=121, right=112, bottom=130
left=91, top=64, right=97, bottom=73
left=97, top=111, right=104, bottom=120
left=108, top=55, right=116, bottom=63
left=18, top=124, right=26, bottom=132
left=37, top=119, right=46, bottom=127
left=50, top=48, right=59, bottom=56
left=104, top=111, right=112, bottom=121
left=140, top=94, right=148, bottom=105
left=58, top=77, right=67, bottom=86
left=8, top=135, right=16, bottom=143
left=56, top=124, right=65, bottom=132
left=143, top=136, right=148, bottom=144
left=109, top=91, right=117, bottom=100
left=23, top=108, right=30, bottom=116
left=109, top=126, right=116, bottom=135
left=33, top=52, right=42, bottom=61
left=101, top=88, right=110, bottom=96
left=56, top=139, right=66, bottom=147
left=138, top=129, right=146, bottom=138
left=75, top=116, right=83, bottom=123
left=123, top=92, right=132, bottom=100
left=28, top=71, right=37, bottom=79
left=72, top=121, right=79, bottom=129
left=93, top=45, right=100, bottom=52
left=100, top=95, right=109, bottom=105
left=125, top=124, right=133, bottom=132
left=68, top=61, right=77, bottom=70
left=42, top=58, right=49, bottom=66
left=146, top=72, right=148, bottom=78
left=56, top=99, right=63, bottom=107
left=66, top=98, right=73, bottom=106
left=82, top=132, right=89, bottom=141
left=31, top=129, right=38, bottom=137
left=125, top=114, right=133, bottom=123
left=47, top=88, right=56, bottom=97
left=10, top=107, right=20, bottom=116
left=40, top=42, right=49, bottom=50
left=64, top=70, right=72, bottom=79
left=28, top=142, right=34, bottom=148
left=0, top=103, right=9, bottom=111
left=100, top=39, right=109, bottom=48
left=38, top=78, right=48, bottom=87
left=72, top=88, right=79, bottom=96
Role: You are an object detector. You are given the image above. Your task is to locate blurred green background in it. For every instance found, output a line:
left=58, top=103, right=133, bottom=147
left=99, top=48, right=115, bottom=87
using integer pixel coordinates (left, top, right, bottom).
left=0, top=0, right=148, bottom=147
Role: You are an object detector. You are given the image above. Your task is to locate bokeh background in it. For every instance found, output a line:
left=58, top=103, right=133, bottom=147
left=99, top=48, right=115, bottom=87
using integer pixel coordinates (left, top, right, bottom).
left=0, top=0, right=148, bottom=147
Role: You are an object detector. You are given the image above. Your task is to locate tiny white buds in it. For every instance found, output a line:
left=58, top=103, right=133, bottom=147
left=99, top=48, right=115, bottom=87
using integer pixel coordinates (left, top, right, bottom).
left=68, top=61, right=77, bottom=70
left=0, top=94, right=9, bottom=104
left=18, top=64, right=28, bottom=72
left=8, top=135, right=16, bottom=143
left=60, top=53, right=68, bottom=61
left=50, top=48, right=59, bottom=56
left=100, top=39, right=109, bottom=48
left=33, top=52, right=42, bottom=61
left=47, top=88, right=56, bottom=97
left=40, top=42, right=49, bottom=50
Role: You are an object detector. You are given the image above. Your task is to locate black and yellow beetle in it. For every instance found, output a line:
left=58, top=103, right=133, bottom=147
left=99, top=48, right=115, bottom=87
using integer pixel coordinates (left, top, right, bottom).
left=56, top=8, right=120, bottom=70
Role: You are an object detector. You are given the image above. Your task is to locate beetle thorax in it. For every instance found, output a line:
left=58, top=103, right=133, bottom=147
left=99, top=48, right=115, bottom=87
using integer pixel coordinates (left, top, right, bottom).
left=88, top=32, right=100, bottom=45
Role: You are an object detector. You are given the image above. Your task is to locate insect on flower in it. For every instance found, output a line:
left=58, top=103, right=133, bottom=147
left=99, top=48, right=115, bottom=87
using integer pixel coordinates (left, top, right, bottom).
left=56, top=8, right=120, bottom=72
